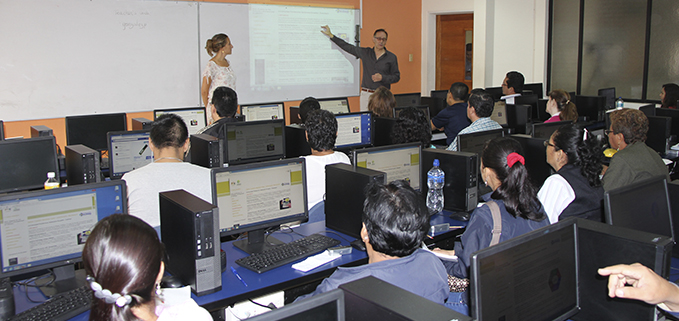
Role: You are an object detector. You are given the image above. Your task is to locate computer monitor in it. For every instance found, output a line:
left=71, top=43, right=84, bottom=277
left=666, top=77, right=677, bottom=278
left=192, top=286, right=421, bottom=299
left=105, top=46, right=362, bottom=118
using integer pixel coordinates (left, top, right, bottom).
left=393, top=93, right=421, bottom=107
left=638, top=104, right=656, bottom=118
left=506, top=104, right=532, bottom=134
left=513, top=94, right=538, bottom=121
left=392, top=105, right=431, bottom=126
left=655, top=108, right=679, bottom=137
left=490, top=101, right=508, bottom=126
left=335, top=112, right=373, bottom=149
left=510, top=134, right=554, bottom=188
left=318, top=97, right=350, bottom=114
left=65, top=112, right=127, bottom=151
left=430, top=89, right=448, bottom=100
left=211, top=158, right=307, bottom=253
left=470, top=219, right=579, bottom=321
left=532, top=120, right=571, bottom=139
left=107, top=130, right=153, bottom=179
left=420, top=96, right=446, bottom=118
left=289, top=106, right=301, bottom=125
left=0, top=136, right=59, bottom=194
left=523, top=83, right=545, bottom=99
left=645, top=116, right=671, bottom=154
left=536, top=99, right=550, bottom=122
left=249, top=289, right=345, bottom=321
left=222, top=119, right=286, bottom=166
left=604, top=175, right=674, bottom=241
left=353, top=143, right=422, bottom=191
left=240, top=102, right=285, bottom=122
left=573, top=95, right=605, bottom=122
left=597, top=87, right=616, bottom=109
left=484, top=86, right=503, bottom=101
left=154, top=107, right=207, bottom=136
left=0, top=181, right=127, bottom=297
left=456, top=129, right=504, bottom=155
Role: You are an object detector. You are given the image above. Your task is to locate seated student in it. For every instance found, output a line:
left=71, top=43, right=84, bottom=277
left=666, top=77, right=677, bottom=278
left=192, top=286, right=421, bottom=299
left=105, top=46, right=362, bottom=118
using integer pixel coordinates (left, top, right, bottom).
left=500, top=71, right=524, bottom=104
left=302, top=109, right=351, bottom=209
left=660, top=83, right=679, bottom=109
left=435, top=138, right=549, bottom=309
left=431, top=82, right=471, bottom=146
left=392, top=107, right=434, bottom=148
left=196, top=86, right=239, bottom=138
left=299, top=96, right=321, bottom=124
left=122, top=114, right=212, bottom=232
left=538, top=124, right=604, bottom=223
left=83, top=214, right=212, bottom=321
left=446, top=89, right=503, bottom=151
left=368, top=86, right=396, bottom=118
left=295, top=180, right=449, bottom=304
left=544, top=89, right=578, bottom=123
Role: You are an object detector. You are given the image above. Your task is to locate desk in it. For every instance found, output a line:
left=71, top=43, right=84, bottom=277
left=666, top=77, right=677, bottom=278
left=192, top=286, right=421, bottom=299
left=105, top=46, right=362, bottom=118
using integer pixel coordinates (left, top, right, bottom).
left=13, top=217, right=466, bottom=320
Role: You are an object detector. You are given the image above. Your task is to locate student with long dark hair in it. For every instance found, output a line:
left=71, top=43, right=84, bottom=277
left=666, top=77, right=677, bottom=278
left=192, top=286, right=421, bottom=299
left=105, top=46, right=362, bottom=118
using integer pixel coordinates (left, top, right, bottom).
left=538, top=124, right=604, bottom=223
left=82, top=214, right=212, bottom=321
left=660, top=83, right=679, bottom=109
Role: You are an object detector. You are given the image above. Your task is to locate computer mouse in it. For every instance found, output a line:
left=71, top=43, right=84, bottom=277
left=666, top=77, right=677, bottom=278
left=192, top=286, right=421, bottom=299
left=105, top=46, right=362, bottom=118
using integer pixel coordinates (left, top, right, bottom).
left=350, top=239, right=366, bottom=251
left=160, top=275, right=185, bottom=289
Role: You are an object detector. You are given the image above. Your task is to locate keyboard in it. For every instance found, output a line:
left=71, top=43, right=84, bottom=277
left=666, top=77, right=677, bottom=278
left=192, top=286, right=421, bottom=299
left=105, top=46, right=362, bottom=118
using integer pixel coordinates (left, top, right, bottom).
left=10, top=285, right=91, bottom=321
left=236, top=233, right=341, bottom=273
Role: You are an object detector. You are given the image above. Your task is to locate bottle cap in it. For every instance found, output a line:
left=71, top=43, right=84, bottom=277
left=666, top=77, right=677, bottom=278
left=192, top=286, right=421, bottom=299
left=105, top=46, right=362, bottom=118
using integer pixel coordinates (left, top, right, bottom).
left=433, top=159, right=439, bottom=167
left=47, top=172, right=55, bottom=178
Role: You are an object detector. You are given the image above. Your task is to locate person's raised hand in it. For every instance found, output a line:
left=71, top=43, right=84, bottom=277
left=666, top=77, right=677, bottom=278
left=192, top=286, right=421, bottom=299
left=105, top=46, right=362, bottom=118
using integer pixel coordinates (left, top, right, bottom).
left=598, top=263, right=679, bottom=311
left=321, top=25, right=333, bottom=38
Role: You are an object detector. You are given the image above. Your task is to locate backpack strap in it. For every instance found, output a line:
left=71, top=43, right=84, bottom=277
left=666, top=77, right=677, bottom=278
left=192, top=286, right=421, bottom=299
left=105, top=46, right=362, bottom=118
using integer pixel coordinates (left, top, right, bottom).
left=487, top=201, right=502, bottom=246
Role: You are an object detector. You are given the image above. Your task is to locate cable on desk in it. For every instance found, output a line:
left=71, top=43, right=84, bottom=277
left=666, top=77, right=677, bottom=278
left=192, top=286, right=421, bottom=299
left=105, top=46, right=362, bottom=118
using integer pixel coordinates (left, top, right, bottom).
left=279, top=225, right=308, bottom=238
left=14, top=271, right=55, bottom=304
left=248, top=299, right=277, bottom=310
left=322, top=230, right=352, bottom=244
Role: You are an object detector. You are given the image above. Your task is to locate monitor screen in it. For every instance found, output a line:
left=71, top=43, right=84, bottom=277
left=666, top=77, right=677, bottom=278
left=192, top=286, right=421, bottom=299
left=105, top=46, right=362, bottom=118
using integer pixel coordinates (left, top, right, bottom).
left=430, top=90, right=448, bottom=100
left=573, top=95, right=605, bottom=122
left=240, top=103, right=285, bottom=122
left=107, top=130, right=153, bottom=179
left=154, top=107, right=207, bottom=136
left=645, top=116, right=671, bottom=154
left=470, top=219, right=579, bottom=321
left=597, top=87, right=616, bottom=109
left=0, top=136, right=59, bottom=194
left=223, top=119, right=286, bottom=166
left=0, top=181, right=126, bottom=295
left=353, top=143, right=422, bottom=191
left=318, top=97, right=350, bottom=114
left=604, top=175, right=674, bottom=240
left=655, top=108, right=679, bottom=137
left=490, top=101, right=508, bottom=126
left=484, top=87, right=503, bottom=101
left=248, top=289, right=344, bottom=321
left=393, top=106, right=431, bottom=126
left=65, top=113, right=127, bottom=151
left=456, top=129, right=504, bottom=155
left=523, top=83, right=544, bottom=99
left=532, top=120, right=571, bottom=139
left=335, top=112, right=373, bottom=149
left=212, top=158, right=307, bottom=253
left=393, top=93, right=421, bottom=107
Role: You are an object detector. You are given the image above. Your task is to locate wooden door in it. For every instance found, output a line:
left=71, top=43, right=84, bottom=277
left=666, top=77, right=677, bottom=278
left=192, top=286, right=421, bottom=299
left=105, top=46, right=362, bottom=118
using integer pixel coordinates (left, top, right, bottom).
left=436, top=14, right=473, bottom=90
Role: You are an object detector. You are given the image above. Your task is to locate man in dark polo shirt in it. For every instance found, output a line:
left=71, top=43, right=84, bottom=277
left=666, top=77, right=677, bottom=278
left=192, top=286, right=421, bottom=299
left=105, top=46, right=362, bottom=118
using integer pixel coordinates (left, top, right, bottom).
left=431, top=82, right=471, bottom=146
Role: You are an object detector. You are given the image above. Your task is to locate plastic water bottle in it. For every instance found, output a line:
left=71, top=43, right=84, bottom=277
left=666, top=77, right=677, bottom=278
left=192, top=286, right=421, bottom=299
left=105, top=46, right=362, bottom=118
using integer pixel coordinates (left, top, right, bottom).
left=426, top=159, right=445, bottom=214
left=615, top=97, right=624, bottom=109
left=44, top=172, right=59, bottom=189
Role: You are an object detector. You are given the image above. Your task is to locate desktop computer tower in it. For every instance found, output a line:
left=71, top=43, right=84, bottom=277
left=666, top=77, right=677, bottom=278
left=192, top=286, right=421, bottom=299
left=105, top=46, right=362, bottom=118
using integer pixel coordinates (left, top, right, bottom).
left=0, top=120, right=4, bottom=140
left=325, top=164, right=385, bottom=239
left=65, top=144, right=101, bottom=185
left=131, top=117, right=153, bottom=130
left=159, top=189, right=221, bottom=296
left=30, top=125, right=53, bottom=137
left=284, top=124, right=311, bottom=158
left=190, top=134, right=223, bottom=168
left=421, top=149, right=478, bottom=213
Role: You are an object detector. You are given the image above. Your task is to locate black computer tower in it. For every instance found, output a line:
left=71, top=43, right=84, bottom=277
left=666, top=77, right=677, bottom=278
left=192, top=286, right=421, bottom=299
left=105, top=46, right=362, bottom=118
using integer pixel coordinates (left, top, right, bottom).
left=65, top=144, right=101, bottom=185
left=190, top=134, right=223, bottom=168
left=284, top=124, right=311, bottom=158
left=505, top=104, right=531, bottom=134
left=30, top=125, right=53, bottom=137
left=0, top=120, right=4, bottom=140
left=574, top=219, right=673, bottom=321
left=160, top=190, right=221, bottom=296
left=421, top=149, right=478, bottom=213
left=325, top=164, right=386, bottom=238
left=373, top=117, right=396, bottom=147
left=339, top=276, right=471, bottom=321
left=131, top=117, right=153, bottom=130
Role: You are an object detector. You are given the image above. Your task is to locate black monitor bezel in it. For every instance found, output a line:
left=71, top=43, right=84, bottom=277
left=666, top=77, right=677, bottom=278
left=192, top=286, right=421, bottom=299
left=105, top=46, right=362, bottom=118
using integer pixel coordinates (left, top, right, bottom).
left=239, top=102, right=286, bottom=122
left=532, top=120, right=572, bottom=139
left=392, top=105, right=431, bottom=126
left=655, top=108, right=679, bottom=137
left=0, top=136, right=59, bottom=194
left=106, top=129, right=152, bottom=179
left=211, top=158, right=308, bottom=238
left=456, top=128, right=504, bottom=154
left=603, top=175, right=675, bottom=241
left=65, top=112, right=127, bottom=151
left=597, top=87, right=616, bottom=109
left=222, top=119, right=287, bottom=166
left=334, top=111, right=374, bottom=150
left=470, top=218, right=580, bottom=321
left=248, top=288, right=345, bottom=321
left=352, top=142, right=423, bottom=190
left=318, top=97, right=351, bottom=114
left=0, top=180, right=128, bottom=280
left=393, top=92, right=422, bottom=107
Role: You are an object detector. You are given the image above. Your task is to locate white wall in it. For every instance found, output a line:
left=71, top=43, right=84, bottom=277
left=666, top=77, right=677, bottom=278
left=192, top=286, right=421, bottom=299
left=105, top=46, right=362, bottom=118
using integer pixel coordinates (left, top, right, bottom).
left=422, top=0, right=549, bottom=95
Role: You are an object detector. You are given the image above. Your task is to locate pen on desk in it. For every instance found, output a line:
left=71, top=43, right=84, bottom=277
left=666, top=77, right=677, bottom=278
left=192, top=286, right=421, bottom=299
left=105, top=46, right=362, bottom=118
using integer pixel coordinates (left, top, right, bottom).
left=449, top=226, right=464, bottom=229
left=231, top=266, right=248, bottom=287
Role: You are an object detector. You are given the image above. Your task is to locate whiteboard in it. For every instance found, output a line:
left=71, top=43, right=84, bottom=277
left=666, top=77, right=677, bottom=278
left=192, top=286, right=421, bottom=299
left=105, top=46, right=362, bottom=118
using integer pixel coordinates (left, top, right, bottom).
left=0, top=0, right=200, bottom=121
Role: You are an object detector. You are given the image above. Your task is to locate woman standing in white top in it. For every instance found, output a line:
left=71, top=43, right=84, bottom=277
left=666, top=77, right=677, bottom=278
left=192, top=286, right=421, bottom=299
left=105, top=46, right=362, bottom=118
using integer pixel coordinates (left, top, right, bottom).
left=202, top=33, right=236, bottom=124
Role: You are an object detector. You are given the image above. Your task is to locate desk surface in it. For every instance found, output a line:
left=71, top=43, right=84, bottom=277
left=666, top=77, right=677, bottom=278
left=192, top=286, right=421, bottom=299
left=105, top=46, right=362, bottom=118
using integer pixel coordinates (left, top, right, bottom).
left=14, top=216, right=466, bottom=320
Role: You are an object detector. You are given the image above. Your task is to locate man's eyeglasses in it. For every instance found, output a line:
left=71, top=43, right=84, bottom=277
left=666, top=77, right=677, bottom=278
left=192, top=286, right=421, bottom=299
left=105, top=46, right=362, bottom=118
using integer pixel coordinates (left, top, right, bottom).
left=605, top=130, right=614, bottom=135
left=543, top=140, right=559, bottom=150
left=373, top=37, right=387, bottom=42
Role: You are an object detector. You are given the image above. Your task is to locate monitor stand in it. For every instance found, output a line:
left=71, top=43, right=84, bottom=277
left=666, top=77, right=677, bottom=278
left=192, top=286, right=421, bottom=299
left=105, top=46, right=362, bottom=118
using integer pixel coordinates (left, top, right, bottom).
left=233, top=229, right=285, bottom=254
left=34, top=264, right=87, bottom=298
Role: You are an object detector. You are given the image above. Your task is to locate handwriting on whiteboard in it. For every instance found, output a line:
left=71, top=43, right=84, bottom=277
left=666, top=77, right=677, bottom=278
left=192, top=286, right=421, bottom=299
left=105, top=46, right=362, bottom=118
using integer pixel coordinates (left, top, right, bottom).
left=116, top=10, right=149, bottom=30
left=122, top=22, right=147, bottom=30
